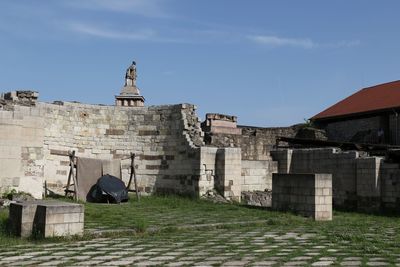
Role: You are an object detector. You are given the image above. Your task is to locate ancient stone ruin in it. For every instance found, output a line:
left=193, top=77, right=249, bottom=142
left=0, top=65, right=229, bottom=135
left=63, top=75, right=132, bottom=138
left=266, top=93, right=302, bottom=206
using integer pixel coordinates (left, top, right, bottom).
left=1, top=62, right=399, bottom=220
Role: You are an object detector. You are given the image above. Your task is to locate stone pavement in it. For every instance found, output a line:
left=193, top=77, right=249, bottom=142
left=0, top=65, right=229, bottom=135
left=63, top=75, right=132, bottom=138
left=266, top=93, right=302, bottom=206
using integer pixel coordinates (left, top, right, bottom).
left=0, top=226, right=398, bottom=266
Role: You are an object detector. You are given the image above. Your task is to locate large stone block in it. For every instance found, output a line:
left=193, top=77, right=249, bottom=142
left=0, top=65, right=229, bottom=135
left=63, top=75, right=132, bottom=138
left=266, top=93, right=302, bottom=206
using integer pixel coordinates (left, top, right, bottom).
left=9, top=201, right=84, bottom=238
left=272, top=173, right=332, bottom=221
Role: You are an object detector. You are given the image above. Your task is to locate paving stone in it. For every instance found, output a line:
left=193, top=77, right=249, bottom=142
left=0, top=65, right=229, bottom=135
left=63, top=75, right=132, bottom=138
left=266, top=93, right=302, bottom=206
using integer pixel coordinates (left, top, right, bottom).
left=123, top=256, right=149, bottom=262
left=152, top=255, right=176, bottom=261
left=39, top=260, right=69, bottom=266
left=343, top=257, right=362, bottom=261
left=8, top=260, right=40, bottom=266
left=283, top=261, right=308, bottom=266
left=23, top=251, right=49, bottom=256
left=254, top=249, right=270, bottom=252
left=250, top=261, right=277, bottom=266
left=0, top=251, right=17, bottom=256
left=293, top=256, right=312, bottom=260
left=0, top=255, right=33, bottom=261
left=52, top=251, right=77, bottom=256
left=179, top=256, right=204, bottom=261
left=108, top=251, right=132, bottom=256
left=164, top=252, right=185, bottom=256
left=72, top=260, right=105, bottom=265
left=92, top=255, right=121, bottom=260
left=136, top=261, right=165, bottom=266
left=166, top=261, right=195, bottom=267
left=312, top=261, right=334, bottom=266
left=194, top=261, right=220, bottom=266
left=340, top=261, right=362, bottom=266
left=136, top=251, right=160, bottom=256
left=68, top=255, right=92, bottom=260
left=104, top=260, right=136, bottom=265
left=366, top=262, right=389, bottom=266
left=33, top=255, right=64, bottom=261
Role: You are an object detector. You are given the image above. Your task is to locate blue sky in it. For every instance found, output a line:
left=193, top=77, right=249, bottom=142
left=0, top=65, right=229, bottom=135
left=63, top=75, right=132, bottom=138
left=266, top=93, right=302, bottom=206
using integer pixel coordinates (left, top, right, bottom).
left=1, top=1, right=400, bottom=126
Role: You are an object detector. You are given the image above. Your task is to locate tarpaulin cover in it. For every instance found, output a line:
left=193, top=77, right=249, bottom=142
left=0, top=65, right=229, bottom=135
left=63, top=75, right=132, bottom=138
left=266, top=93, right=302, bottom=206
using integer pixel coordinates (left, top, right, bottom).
left=88, top=174, right=129, bottom=203
left=76, top=158, right=103, bottom=202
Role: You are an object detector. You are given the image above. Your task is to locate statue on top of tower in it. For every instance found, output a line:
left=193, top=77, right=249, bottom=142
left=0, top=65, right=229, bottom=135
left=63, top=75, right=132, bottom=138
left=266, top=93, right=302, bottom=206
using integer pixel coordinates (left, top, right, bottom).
left=125, top=61, right=137, bottom=87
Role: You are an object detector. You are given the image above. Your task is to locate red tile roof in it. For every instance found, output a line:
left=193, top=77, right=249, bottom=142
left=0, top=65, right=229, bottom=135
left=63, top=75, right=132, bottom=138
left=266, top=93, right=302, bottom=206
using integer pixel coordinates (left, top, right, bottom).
left=312, top=80, right=400, bottom=120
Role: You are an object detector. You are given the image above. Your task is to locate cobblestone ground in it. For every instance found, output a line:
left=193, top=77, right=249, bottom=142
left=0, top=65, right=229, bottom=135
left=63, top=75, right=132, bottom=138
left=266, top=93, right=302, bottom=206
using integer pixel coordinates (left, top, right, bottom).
left=0, top=226, right=399, bottom=266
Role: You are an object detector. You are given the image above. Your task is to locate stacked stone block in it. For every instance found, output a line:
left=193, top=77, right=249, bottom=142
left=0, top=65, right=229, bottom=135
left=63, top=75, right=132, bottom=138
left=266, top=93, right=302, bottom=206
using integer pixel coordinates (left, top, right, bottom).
left=271, top=148, right=359, bottom=208
left=215, top=148, right=242, bottom=202
left=202, top=119, right=297, bottom=161
left=272, top=173, right=332, bottom=221
left=271, top=148, right=400, bottom=212
left=34, top=202, right=84, bottom=238
left=9, top=201, right=40, bottom=237
left=0, top=105, right=45, bottom=198
left=9, top=201, right=84, bottom=238
left=241, top=160, right=277, bottom=191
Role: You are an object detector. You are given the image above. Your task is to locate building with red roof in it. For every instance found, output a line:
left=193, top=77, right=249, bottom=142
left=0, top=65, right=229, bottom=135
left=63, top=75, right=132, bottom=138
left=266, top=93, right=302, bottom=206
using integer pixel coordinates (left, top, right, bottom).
left=311, top=80, right=400, bottom=145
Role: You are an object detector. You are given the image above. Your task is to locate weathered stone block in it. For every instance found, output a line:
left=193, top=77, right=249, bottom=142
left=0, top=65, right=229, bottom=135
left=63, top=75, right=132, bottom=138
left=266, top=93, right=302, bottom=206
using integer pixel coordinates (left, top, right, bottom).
left=272, top=173, right=332, bottom=221
left=9, top=201, right=84, bottom=238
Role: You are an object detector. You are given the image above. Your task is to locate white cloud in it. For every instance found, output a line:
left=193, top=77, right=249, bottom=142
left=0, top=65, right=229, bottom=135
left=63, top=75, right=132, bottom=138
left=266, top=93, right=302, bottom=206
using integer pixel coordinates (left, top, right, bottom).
left=65, top=0, right=169, bottom=18
left=67, top=22, right=156, bottom=40
left=248, top=35, right=315, bottom=49
left=65, top=22, right=190, bottom=43
left=248, top=34, right=360, bottom=49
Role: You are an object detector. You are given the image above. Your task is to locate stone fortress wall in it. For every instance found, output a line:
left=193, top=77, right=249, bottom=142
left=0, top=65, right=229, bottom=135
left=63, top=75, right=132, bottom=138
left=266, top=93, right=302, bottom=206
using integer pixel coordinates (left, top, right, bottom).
left=0, top=93, right=253, bottom=201
left=2, top=92, right=400, bottom=213
left=0, top=61, right=297, bottom=202
left=2, top=63, right=400, bottom=214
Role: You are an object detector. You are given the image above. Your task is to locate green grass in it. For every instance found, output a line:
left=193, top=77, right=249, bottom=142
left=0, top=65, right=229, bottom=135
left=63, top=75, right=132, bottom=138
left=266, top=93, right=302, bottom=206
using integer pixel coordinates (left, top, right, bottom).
left=1, top=193, right=400, bottom=260
left=84, top=194, right=309, bottom=231
left=0, top=208, right=26, bottom=246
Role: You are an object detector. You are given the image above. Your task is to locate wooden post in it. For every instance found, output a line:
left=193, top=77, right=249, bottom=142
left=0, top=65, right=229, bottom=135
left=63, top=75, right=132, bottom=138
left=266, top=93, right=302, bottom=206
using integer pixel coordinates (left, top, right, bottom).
left=65, top=151, right=74, bottom=197
left=127, top=153, right=140, bottom=201
left=68, top=151, right=79, bottom=201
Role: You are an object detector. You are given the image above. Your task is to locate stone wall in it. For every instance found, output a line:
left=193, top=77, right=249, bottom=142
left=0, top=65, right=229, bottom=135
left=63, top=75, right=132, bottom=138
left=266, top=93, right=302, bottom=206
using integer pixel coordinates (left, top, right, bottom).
left=0, top=97, right=210, bottom=198
left=271, top=148, right=400, bottom=212
left=0, top=105, right=44, bottom=198
left=241, top=160, right=277, bottom=192
left=42, top=102, right=204, bottom=196
left=317, top=115, right=386, bottom=143
left=271, top=148, right=358, bottom=208
left=0, top=95, right=252, bottom=201
left=272, top=173, right=332, bottom=221
left=204, top=124, right=297, bottom=160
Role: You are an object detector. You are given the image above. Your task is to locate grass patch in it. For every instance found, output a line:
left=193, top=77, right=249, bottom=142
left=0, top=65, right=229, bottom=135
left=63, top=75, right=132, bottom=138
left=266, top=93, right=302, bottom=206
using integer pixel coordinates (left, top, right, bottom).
left=0, top=192, right=400, bottom=262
